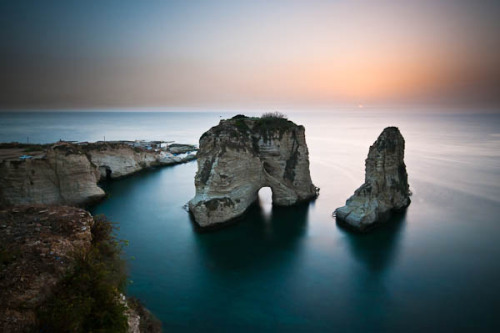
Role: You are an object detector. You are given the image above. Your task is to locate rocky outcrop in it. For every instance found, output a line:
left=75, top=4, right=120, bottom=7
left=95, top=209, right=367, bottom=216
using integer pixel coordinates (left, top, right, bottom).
left=0, top=142, right=197, bottom=207
left=0, top=206, right=94, bottom=331
left=0, top=206, right=160, bottom=332
left=189, top=115, right=317, bottom=227
left=334, top=127, right=411, bottom=231
left=86, top=143, right=196, bottom=180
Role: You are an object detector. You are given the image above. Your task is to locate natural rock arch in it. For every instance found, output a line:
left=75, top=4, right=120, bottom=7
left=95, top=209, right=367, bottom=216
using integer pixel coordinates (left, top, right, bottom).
left=189, top=115, right=318, bottom=228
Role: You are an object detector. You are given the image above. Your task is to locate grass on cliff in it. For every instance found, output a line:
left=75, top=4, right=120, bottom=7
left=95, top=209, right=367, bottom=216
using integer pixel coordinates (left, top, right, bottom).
left=37, top=215, right=130, bottom=332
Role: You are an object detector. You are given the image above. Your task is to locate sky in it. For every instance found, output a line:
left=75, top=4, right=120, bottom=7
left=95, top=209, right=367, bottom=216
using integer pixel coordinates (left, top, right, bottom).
left=0, top=0, right=499, bottom=110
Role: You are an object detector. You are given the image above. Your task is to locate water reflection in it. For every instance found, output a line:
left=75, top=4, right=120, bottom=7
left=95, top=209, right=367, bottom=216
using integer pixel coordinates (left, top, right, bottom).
left=338, top=210, right=407, bottom=274
left=191, top=200, right=311, bottom=273
left=180, top=201, right=315, bottom=329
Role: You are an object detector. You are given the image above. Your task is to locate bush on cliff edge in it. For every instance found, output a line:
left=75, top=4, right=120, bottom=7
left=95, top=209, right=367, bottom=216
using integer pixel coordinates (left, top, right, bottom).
left=37, top=215, right=129, bottom=332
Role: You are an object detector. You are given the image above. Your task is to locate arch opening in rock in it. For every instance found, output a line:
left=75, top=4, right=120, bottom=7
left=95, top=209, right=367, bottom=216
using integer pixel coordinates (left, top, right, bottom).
left=258, top=187, right=273, bottom=217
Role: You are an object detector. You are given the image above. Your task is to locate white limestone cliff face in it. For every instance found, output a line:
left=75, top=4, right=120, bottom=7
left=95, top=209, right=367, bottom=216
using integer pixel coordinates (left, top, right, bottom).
left=0, top=142, right=197, bottom=207
left=334, top=127, right=411, bottom=231
left=0, top=146, right=104, bottom=207
left=189, top=115, right=318, bottom=228
left=87, top=143, right=196, bottom=180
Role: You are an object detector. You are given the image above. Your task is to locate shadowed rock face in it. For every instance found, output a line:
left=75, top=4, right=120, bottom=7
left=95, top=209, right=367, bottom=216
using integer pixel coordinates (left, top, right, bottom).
left=334, top=127, right=410, bottom=231
left=0, top=206, right=94, bottom=331
left=189, top=115, right=317, bottom=227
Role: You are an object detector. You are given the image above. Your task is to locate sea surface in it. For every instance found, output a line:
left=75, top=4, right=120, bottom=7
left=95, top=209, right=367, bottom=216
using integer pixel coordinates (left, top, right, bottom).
left=1, top=109, right=500, bottom=331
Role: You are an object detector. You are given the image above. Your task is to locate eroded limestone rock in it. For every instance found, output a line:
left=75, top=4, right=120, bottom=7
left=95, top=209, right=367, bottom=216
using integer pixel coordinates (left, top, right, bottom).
left=0, top=142, right=197, bottom=207
left=334, top=127, right=411, bottom=231
left=0, top=145, right=105, bottom=207
left=87, top=144, right=195, bottom=180
left=189, top=115, right=317, bottom=227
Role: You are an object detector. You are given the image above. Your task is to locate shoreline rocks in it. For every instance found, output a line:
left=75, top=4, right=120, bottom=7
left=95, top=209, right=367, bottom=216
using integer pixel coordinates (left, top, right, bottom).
left=0, top=141, right=197, bottom=207
left=334, top=127, right=411, bottom=231
left=189, top=115, right=318, bottom=228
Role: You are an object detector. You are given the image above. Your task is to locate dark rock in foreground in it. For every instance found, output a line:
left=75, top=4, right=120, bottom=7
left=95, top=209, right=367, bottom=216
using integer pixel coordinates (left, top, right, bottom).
left=334, top=127, right=411, bottom=231
left=0, top=206, right=93, bottom=331
left=0, top=206, right=160, bottom=332
left=189, top=114, right=318, bottom=228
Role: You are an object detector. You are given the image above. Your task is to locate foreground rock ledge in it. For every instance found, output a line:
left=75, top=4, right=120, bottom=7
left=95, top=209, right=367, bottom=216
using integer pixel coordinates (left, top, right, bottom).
left=0, top=206, right=159, bottom=332
left=0, top=206, right=92, bottom=331
left=334, top=127, right=411, bottom=231
left=189, top=115, right=318, bottom=227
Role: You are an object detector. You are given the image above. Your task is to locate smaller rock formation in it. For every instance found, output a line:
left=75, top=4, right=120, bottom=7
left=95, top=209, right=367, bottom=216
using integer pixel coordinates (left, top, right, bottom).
left=189, top=115, right=317, bottom=228
left=334, top=127, right=411, bottom=231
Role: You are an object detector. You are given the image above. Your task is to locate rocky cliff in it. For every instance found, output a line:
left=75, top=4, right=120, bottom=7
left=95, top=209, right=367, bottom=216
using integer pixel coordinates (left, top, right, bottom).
left=0, top=142, right=196, bottom=207
left=86, top=142, right=196, bottom=180
left=0, top=145, right=105, bottom=207
left=334, top=127, right=411, bottom=231
left=0, top=206, right=94, bottom=331
left=0, top=206, right=159, bottom=332
left=189, top=115, right=318, bottom=227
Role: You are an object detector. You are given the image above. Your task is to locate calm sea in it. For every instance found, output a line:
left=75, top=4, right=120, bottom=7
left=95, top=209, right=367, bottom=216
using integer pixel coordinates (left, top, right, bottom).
left=1, top=110, right=500, bottom=331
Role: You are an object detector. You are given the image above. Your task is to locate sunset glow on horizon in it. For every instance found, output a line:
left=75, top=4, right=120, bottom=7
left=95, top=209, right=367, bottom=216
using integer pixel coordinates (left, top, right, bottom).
left=1, top=0, right=499, bottom=110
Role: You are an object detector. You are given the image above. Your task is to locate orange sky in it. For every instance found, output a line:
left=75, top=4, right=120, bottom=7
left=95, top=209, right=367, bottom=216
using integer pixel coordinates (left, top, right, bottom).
left=1, top=0, right=499, bottom=110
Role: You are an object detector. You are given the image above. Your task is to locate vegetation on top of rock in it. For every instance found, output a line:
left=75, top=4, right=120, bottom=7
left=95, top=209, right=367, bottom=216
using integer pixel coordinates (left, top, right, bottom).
left=231, top=114, right=248, bottom=119
left=253, top=114, right=295, bottom=142
left=200, top=112, right=296, bottom=143
left=233, top=118, right=251, bottom=134
left=37, top=215, right=130, bottom=332
left=261, top=111, right=287, bottom=119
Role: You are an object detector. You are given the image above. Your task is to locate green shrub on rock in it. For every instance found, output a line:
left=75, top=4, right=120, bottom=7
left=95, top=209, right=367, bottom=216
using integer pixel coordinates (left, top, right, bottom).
left=37, top=215, right=129, bottom=332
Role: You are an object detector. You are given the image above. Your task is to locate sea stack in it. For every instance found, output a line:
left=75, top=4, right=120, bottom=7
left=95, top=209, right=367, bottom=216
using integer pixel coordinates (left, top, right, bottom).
left=189, top=114, right=318, bottom=228
left=334, top=127, right=410, bottom=231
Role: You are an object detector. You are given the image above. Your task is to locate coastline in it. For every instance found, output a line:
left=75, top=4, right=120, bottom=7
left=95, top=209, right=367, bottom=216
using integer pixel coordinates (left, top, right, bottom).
left=0, top=139, right=196, bottom=332
left=0, top=140, right=197, bottom=208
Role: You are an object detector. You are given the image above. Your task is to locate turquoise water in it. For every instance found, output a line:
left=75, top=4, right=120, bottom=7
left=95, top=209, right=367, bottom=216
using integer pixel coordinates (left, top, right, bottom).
left=2, top=110, right=500, bottom=331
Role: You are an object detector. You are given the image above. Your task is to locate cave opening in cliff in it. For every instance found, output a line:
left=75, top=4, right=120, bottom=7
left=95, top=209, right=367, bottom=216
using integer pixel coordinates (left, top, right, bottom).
left=99, top=166, right=112, bottom=180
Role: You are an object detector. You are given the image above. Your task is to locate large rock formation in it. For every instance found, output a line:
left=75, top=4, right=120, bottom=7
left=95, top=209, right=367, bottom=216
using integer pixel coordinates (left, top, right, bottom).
left=0, top=142, right=197, bottom=207
left=334, top=127, right=411, bottom=231
left=189, top=115, right=318, bottom=227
